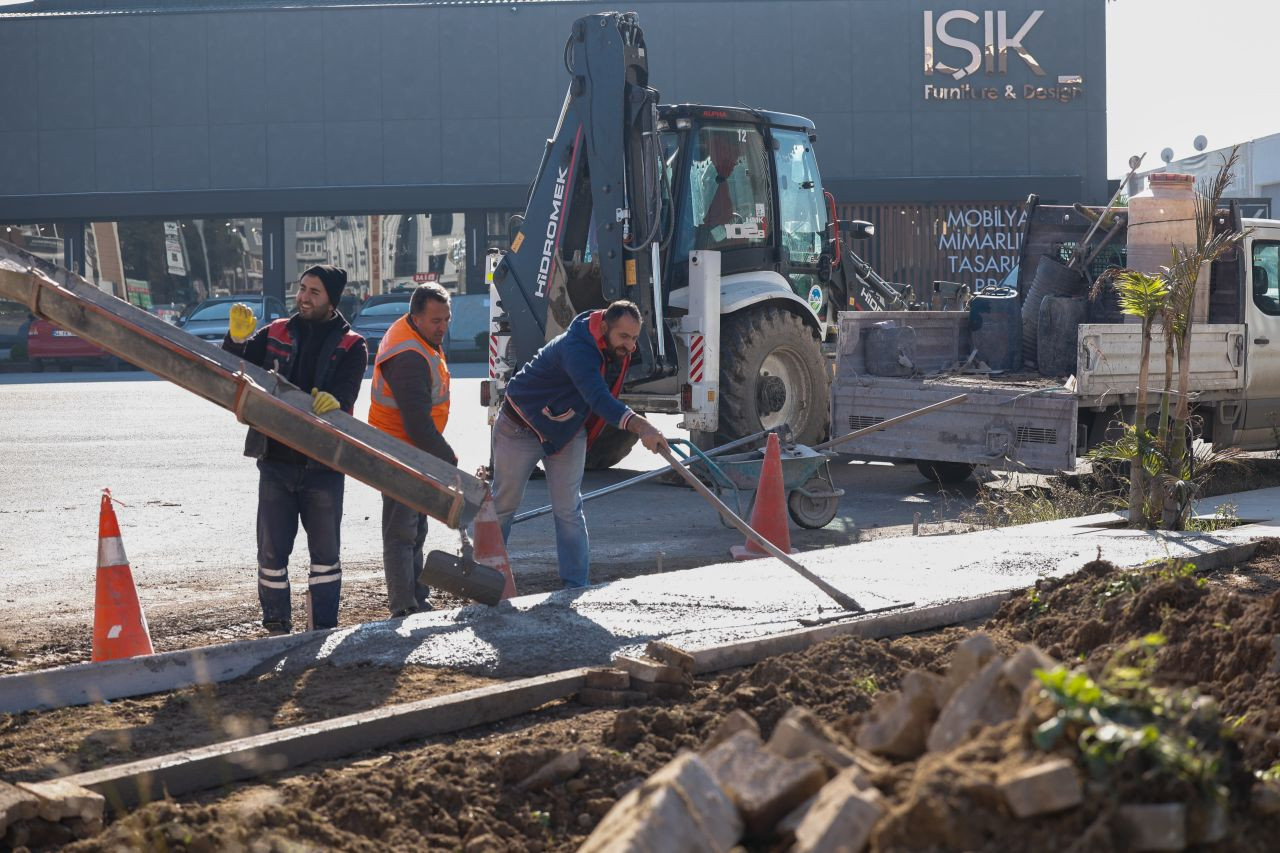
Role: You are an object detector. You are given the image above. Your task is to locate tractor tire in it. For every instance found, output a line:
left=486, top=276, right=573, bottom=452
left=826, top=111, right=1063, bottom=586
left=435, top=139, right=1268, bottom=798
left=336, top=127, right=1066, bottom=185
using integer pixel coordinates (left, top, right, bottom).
left=717, top=305, right=830, bottom=447
left=916, top=460, right=975, bottom=484
left=584, top=424, right=639, bottom=470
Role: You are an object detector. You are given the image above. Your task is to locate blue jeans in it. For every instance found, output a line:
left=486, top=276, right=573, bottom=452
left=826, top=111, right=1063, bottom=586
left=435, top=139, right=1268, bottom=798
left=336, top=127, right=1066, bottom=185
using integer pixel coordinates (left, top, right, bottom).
left=256, top=460, right=345, bottom=631
left=490, top=411, right=589, bottom=587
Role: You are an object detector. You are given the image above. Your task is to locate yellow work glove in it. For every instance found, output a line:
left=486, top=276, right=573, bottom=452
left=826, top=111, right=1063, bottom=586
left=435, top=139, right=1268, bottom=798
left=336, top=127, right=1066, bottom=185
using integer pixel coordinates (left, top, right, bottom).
left=311, top=388, right=340, bottom=416
left=228, top=303, right=257, bottom=343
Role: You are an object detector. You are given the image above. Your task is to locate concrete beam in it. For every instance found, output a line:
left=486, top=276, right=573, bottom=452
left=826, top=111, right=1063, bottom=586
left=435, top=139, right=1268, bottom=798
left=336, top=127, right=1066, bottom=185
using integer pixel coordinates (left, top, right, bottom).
left=0, top=632, right=319, bottom=714
left=684, top=590, right=1016, bottom=676
left=64, top=668, right=589, bottom=814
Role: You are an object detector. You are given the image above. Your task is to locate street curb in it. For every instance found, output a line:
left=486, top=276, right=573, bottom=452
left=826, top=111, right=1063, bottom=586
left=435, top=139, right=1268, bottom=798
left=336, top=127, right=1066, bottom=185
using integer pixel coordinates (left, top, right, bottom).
left=0, top=631, right=324, bottom=714
left=65, top=668, right=589, bottom=814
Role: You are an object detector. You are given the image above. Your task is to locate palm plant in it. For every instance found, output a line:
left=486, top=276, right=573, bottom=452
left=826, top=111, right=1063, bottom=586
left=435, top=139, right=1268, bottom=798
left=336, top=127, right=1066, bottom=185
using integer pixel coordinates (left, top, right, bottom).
left=1090, top=150, right=1245, bottom=529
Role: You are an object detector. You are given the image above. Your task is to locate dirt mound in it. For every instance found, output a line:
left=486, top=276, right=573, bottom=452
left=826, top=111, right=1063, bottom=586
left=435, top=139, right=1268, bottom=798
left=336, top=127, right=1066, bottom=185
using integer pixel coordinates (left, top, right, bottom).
left=59, top=543, right=1280, bottom=852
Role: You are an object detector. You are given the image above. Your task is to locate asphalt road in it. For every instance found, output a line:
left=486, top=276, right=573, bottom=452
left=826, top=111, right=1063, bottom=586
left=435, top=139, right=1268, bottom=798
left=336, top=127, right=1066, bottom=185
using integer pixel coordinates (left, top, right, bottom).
left=0, top=365, right=978, bottom=636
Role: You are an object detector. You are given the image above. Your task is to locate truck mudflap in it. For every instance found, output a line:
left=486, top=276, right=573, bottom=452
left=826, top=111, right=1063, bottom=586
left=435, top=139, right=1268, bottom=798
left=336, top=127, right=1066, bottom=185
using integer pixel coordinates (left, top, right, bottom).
left=831, top=378, right=1078, bottom=473
left=0, top=241, right=489, bottom=531
left=1076, top=323, right=1246, bottom=400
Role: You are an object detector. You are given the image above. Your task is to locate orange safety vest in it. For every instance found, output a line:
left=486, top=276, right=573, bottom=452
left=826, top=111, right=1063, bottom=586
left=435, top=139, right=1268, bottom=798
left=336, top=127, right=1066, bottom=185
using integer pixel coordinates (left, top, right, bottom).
left=368, top=315, right=450, bottom=443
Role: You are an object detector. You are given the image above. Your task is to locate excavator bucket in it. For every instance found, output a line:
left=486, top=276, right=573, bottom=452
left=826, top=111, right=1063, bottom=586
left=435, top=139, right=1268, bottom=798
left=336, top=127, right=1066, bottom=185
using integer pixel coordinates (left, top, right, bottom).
left=0, top=240, right=494, bottom=587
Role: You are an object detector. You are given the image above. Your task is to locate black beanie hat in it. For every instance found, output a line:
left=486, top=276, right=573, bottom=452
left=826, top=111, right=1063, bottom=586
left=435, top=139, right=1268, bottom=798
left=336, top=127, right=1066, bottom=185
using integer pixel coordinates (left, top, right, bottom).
left=303, top=264, right=347, bottom=309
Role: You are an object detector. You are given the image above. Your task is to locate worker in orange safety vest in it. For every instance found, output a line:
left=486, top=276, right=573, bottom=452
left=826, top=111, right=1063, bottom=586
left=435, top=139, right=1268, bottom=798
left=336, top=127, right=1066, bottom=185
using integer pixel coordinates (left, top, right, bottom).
left=367, top=282, right=457, bottom=617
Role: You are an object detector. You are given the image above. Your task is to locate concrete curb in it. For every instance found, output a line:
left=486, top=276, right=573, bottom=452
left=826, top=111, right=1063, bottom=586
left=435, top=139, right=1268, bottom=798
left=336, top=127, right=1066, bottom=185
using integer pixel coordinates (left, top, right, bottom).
left=686, top=590, right=1016, bottom=675
left=0, top=631, right=325, bottom=714
left=65, top=668, right=589, bottom=814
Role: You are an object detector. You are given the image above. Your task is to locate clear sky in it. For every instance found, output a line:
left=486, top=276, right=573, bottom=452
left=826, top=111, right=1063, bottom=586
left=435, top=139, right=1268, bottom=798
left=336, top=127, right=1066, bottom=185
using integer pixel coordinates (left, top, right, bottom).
left=1106, top=0, right=1280, bottom=177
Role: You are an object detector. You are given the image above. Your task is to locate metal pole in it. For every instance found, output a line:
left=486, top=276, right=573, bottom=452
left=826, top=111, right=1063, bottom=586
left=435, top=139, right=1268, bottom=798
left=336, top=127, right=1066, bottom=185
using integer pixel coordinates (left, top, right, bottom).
left=656, top=444, right=863, bottom=613
left=512, top=427, right=768, bottom=525
left=812, top=394, right=969, bottom=453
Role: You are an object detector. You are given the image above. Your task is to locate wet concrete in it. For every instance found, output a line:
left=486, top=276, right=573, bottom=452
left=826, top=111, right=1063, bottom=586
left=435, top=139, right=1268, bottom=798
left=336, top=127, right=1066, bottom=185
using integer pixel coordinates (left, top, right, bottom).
left=267, top=490, right=1280, bottom=679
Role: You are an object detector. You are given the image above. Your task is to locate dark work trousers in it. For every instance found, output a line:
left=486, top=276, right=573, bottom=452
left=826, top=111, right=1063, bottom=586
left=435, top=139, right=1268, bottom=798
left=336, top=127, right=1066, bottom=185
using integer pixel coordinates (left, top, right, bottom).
left=256, top=460, right=345, bottom=631
left=382, top=494, right=430, bottom=616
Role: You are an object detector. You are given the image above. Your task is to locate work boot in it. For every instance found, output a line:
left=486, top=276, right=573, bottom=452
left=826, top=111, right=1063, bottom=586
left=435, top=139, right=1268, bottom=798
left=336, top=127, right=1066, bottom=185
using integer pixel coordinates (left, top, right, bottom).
left=263, top=621, right=290, bottom=637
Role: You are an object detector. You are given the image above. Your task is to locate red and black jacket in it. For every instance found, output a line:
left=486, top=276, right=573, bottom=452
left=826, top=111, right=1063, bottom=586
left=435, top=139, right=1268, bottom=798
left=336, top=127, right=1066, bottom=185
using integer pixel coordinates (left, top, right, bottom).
left=223, top=313, right=367, bottom=467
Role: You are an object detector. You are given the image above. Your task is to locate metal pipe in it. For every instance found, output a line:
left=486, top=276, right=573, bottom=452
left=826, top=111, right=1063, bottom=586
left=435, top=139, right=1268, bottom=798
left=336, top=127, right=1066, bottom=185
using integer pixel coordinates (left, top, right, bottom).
left=813, top=394, right=969, bottom=452
left=512, top=428, right=767, bottom=524
left=656, top=444, right=863, bottom=613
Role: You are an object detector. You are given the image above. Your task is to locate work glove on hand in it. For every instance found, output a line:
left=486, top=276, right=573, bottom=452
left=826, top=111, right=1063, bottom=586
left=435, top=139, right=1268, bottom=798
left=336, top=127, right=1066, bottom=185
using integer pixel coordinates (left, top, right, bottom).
left=311, top=388, right=340, bottom=416
left=228, top=303, right=257, bottom=343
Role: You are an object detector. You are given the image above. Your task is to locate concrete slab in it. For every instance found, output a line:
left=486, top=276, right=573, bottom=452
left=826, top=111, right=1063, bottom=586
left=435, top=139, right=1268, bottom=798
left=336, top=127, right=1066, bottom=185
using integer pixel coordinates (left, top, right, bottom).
left=262, top=513, right=1279, bottom=679
left=5, top=490, right=1277, bottom=712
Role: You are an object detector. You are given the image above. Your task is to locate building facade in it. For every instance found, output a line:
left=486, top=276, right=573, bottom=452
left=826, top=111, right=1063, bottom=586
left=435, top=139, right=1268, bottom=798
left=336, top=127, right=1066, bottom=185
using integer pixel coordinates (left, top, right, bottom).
left=0, top=0, right=1107, bottom=312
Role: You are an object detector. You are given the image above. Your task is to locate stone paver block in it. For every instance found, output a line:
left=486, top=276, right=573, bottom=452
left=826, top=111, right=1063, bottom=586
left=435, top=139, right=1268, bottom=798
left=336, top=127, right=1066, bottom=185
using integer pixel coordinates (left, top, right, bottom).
left=1000, top=644, right=1058, bottom=693
left=927, top=656, right=1006, bottom=753
left=633, top=680, right=689, bottom=700
left=16, top=779, right=104, bottom=824
left=516, top=748, right=585, bottom=791
left=767, top=715, right=858, bottom=773
left=587, top=668, right=634, bottom=690
left=791, top=774, right=886, bottom=853
left=703, top=731, right=827, bottom=835
left=997, top=758, right=1082, bottom=818
left=939, top=633, right=998, bottom=704
left=580, top=751, right=742, bottom=853
left=856, top=670, right=940, bottom=758
left=0, top=781, right=39, bottom=836
left=580, top=687, right=631, bottom=707
left=645, top=641, right=695, bottom=673
left=703, top=710, right=761, bottom=751
left=1115, top=803, right=1187, bottom=851
left=613, top=655, right=687, bottom=684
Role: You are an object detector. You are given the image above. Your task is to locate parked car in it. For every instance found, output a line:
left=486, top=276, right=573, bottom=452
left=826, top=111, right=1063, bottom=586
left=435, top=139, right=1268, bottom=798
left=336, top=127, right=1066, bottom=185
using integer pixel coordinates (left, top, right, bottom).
left=351, top=293, right=411, bottom=362
left=443, top=293, right=489, bottom=363
left=27, top=318, right=119, bottom=371
left=178, top=295, right=287, bottom=343
left=149, top=303, right=187, bottom=325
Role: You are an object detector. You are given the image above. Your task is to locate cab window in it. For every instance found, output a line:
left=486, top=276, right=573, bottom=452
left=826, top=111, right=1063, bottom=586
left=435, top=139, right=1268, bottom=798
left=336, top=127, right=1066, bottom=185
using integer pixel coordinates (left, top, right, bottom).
left=675, top=124, right=772, bottom=260
left=772, top=129, right=826, bottom=265
left=1252, top=241, right=1280, bottom=316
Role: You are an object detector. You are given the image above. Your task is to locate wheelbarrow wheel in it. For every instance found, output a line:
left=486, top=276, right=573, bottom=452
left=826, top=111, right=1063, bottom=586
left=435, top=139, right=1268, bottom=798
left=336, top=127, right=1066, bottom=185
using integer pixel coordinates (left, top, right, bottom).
left=787, top=477, right=840, bottom=529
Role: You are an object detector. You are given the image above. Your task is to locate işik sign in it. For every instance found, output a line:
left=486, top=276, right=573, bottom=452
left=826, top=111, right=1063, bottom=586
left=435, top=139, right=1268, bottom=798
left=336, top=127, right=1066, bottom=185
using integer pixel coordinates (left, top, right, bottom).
left=922, top=9, right=1083, bottom=103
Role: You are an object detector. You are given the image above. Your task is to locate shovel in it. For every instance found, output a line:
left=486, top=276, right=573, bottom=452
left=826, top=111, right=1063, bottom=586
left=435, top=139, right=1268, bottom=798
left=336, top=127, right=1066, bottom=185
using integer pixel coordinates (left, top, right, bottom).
left=421, top=530, right=507, bottom=606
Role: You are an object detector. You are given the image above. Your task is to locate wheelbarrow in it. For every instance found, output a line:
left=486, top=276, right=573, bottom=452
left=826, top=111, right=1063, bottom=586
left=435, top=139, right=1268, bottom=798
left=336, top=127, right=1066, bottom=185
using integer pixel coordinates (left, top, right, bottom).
left=668, top=436, right=844, bottom=529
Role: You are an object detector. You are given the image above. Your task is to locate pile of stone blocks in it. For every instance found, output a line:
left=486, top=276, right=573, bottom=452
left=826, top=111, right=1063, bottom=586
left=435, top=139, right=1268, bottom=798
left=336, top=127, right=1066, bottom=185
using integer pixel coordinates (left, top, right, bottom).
left=580, top=633, right=1265, bottom=852
left=581, top=702, right=889, bottom=853
left=577, top=642, right=695, bottom=707
left=1, top=778, right=105, bottom=847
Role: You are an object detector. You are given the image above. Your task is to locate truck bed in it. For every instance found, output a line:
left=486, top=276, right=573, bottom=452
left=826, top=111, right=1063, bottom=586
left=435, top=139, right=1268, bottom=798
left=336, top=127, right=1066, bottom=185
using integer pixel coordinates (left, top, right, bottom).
left=830, top=311, right=1248, bottom=474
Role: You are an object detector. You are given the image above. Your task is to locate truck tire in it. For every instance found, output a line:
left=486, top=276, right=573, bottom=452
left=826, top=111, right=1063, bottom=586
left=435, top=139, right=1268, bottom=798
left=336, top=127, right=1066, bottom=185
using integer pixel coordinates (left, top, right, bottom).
left=717, top=305, right=829, bottom=447
left=916, top=460, right=975, bottom=484
left=584, top=424, right=639, bottom=470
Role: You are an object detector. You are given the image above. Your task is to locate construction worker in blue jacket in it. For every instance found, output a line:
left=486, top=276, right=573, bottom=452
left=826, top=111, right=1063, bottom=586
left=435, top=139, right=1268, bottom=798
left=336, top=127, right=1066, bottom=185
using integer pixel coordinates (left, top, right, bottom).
left=223, top=265, right=368, bottom=634
left=492, top=300, right=668, bottom=588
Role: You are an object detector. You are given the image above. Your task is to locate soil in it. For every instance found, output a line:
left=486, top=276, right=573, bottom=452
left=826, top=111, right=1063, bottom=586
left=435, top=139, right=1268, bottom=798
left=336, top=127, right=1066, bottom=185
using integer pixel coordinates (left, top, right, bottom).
left=16, top=541, right=1275, bottom=852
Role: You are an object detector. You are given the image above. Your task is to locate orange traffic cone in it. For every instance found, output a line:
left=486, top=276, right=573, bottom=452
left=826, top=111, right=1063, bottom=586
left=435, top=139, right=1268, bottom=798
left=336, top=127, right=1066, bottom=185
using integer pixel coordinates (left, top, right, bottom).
left=473, top=490, right=517, bottom=600
left=730, top=433, right=797, bottom=561
left=92, top=489, right=154, bottom=662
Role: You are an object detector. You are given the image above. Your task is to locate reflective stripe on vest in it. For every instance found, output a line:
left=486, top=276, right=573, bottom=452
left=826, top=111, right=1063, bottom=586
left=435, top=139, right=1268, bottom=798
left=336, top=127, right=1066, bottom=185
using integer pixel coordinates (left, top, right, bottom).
left=368, top=315, right=450, bottom=442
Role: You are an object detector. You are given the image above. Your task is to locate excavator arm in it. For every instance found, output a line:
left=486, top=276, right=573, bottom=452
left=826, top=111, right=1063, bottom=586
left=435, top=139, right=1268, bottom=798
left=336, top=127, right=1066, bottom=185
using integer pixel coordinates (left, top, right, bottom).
left=492, top=11, right=667, bottom=371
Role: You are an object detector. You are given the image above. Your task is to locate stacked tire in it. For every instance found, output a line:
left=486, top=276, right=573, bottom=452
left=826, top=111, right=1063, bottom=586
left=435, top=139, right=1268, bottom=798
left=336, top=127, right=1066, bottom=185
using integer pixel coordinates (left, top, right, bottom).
left=1021, top=255, right=1086, bottom=367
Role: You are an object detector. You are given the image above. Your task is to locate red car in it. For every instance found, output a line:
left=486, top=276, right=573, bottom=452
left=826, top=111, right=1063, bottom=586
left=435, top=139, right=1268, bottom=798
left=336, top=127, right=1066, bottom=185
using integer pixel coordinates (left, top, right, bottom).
left=27, top=318, right=120, bottom=371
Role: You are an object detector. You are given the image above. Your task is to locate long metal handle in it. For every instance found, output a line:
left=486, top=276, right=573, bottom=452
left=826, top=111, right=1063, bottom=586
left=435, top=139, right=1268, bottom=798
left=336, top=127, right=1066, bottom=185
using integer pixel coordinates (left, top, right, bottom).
left=512, top=428, right=768, bottom=524
left=656, top=444, right=863, bottom=613
left=814, top=394, right=969, bottom=453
